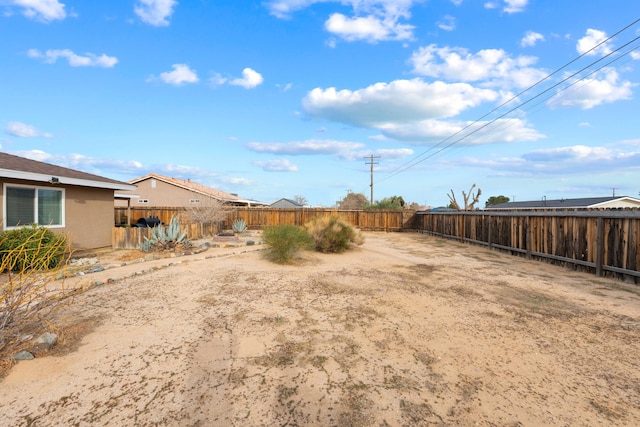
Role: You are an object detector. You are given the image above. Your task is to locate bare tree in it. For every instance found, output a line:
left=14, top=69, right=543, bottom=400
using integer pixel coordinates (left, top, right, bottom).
left=448, top=183, right=482, bottom=211
left=293, top=195, right=308, bottom=206
left=183, top=198, right=235, bottom=225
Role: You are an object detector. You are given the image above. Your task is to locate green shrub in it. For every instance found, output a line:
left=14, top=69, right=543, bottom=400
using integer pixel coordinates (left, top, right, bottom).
left=262, top=225, right=313, bottom=264
left=304, top=215, right=364, bottom=253
left=0, top=225, right=67, bottom=271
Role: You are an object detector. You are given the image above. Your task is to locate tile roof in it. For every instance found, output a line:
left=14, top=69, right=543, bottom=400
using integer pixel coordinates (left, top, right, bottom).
left=0, top=151, right=134, bottom=189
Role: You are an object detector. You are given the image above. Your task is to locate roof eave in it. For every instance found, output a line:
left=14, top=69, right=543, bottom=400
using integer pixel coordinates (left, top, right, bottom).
left=0, top=169, right=136, bottom=191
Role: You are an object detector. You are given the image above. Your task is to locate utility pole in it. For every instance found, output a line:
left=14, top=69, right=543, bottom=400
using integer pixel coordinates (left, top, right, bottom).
left=611, top=187, right=618, bottom=197
left=364, top=155, right=380, bottom=204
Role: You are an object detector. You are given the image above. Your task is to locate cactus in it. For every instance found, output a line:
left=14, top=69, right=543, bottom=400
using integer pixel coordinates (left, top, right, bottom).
left=232, top=218, right=247, bottom=234
left=140, top=215, right=190, bottom=252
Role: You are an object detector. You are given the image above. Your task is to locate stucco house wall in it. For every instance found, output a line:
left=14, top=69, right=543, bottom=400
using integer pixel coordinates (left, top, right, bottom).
left=1, top=152, right=136, bottom=250
left=116, top=174, right=263, bottom=208
left=125, top=177, right=208, bottom=208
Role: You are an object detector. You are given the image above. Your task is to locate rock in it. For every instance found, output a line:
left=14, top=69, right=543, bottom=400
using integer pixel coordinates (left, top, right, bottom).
left=31, top=332, right=58, bottom=353
left=89, top=266, right=105, bottom=273
left=13, top=350, right=35, bottom=360
left=246, top=240, right=255, bottom=246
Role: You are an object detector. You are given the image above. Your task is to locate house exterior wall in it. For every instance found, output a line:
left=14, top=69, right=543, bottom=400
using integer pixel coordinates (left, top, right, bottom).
left=117, top=178, right=213, bottom=208
left=596, top=200, right=640, bottom=209
left=1, top=178, right=114, bottom=250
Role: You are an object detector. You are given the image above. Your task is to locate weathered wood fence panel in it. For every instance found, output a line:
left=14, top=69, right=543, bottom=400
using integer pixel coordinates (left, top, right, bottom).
left=417, top=210, right=640, bottom=283
left=112, top=222, right=221, bottom=249
left=113, top=207, right=410, bottom=249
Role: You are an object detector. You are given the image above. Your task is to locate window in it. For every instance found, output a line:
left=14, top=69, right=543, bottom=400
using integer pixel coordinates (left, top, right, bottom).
left=4, top=184, right=64, bottom=228
left=138, top=199, right=149, bottom=204
left=189, top=199, right=200, bottom=204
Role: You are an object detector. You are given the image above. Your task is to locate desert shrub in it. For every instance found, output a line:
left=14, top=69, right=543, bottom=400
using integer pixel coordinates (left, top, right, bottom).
left=140, top=215, right=191, bottom=252
left=262, top=225, right=313, bottom=264
left=304, top=215, right=364, bottom=253
left=0, top=225, right=66, bottom=271
left=1, top=231, right=83, bottom=347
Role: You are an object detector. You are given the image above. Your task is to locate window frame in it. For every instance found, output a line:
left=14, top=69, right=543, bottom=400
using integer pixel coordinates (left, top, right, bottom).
left=3, top=183, right=66, bottom=230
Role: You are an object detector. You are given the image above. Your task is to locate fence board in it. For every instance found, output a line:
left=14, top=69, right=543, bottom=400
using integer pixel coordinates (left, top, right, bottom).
left=113, top=207, right=409, bottom=249
left=417, top=210, right=640, bottom=283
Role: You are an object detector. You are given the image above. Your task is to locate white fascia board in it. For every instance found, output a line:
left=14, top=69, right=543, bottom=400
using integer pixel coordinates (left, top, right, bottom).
left=0, top=169, right=137, bottom=191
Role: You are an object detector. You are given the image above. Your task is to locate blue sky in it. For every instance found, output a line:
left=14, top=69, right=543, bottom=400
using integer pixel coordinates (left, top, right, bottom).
left=1, top=0, right=639, bottom=207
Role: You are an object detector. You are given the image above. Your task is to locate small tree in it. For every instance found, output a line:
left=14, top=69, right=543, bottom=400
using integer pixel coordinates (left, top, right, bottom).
left=293, top=195, right=308, bottom=206
left=338, top=192, right=368, bottom=210
left=368, top=195, right=405, bottom=210
left=485, top=195, right=510, bottom=207
left=448, top=183, right=482, bottom=211
left=183, top=198, right=234, bottom=228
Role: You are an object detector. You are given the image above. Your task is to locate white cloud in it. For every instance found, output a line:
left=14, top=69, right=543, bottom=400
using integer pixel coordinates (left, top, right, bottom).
left=253, top=159, right=298, bottom=172
left=576, top=28, right=612, bottom=56
left=27, top=48, right=118, bottom=67
left=369, top=147, right=413, bottom=158
left=548, top=68, right=635, bottom=110
left=451, top=0, right=463, bottom=5
left=378, top=118, right=544, bottom=144
left=520, top=31, right=544, bottom=47
left=151, top=64, right=199, bottom=86
left=483, top=0, right=527, bottom=13
left=12, top=149, right=145, bottom=175
left=134, top=0, right=177, bottom=26
left=9, top=0, right=66, bottom=22
left=247, top=139, right=365, bottom=155
left=266, top=0, right=417, bottom=42
left=5, top=121, right=52, bottom=138
left=222, top=177, right=253, bottom=186
left=324, top=12, right=414, bottom=42
left=503, top=0, right=528, bottom=13
left=437, top=15, right=455, bottom=32
left=303, top=78, right=499, bottom=127
left=229, top=68, right=264, bottom=89
left=409, top=44, right=546, bottom=89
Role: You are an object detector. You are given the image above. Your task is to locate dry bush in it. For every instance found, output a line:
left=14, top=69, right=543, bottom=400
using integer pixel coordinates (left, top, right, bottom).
left=0, top=230, right=85, bottom=354
left=183, top=199, right=235, bottom=225
left=304, top=215, right=364, bottom=253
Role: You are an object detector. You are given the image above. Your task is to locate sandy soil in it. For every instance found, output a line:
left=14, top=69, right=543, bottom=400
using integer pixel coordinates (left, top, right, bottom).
left=1, top=231, right=639, bottom=426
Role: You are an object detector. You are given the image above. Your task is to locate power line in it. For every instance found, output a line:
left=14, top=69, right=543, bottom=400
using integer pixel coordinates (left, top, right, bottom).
left=377, top=17, right=640, bottom=184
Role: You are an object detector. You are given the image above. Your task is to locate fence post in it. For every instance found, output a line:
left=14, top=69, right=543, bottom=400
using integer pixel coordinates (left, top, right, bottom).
left=487, top=215, right=492, bottom=250
left=596, top=217, right=604, bottom=276
left=526, top=216, right=532, bottom=259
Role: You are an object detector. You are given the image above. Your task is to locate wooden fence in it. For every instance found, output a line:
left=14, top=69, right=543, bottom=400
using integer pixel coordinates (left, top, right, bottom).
left=112, top=222, right=222, bottom=249
left=417, top=210, right=640, bottom=283
left=113, top=207, right=414, bottom=249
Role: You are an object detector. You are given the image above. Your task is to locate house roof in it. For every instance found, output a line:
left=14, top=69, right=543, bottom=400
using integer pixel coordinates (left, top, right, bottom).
left=486, top=196, right=640, bottom=210
left=128, top=173, right=264, bottom=205
left=270, top=198, right=304, bottom=208
left=0, top=152, right=136, bottom=191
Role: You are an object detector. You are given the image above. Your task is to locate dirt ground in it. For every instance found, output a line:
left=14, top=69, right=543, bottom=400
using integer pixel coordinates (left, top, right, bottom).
left=1, top=231, right=639, bottom=426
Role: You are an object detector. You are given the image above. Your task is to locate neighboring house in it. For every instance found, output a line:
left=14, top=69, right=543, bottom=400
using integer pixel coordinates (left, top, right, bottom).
left=485, top=196, right=640, bottom=211
left=0, top=152, right=136, bottom=250
left=270, top=198, right=304, bottom=208
left=115, top=173, right=265, bottom=208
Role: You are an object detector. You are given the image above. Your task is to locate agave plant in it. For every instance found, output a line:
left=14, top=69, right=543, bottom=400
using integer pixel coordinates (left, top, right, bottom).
left=231, top=218, right=247, bottom=234
left=140, top=215, right=190, bottom=252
